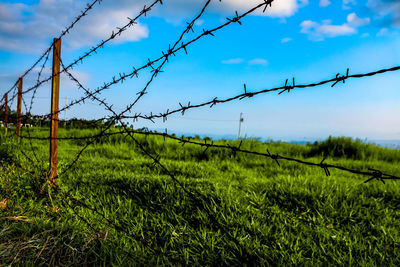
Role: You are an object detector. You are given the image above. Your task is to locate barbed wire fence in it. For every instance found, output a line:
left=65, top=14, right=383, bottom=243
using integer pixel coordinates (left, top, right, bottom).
left=1, top=0, right=400, bottom=261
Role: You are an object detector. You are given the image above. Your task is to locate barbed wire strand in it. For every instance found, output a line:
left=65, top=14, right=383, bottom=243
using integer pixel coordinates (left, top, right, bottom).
left=122, top=66, right=400, bottom=122
left=51, top=0, right=275, bottom=179
left=18, top=128, right=400, bottom=184
left=27, top=0, right=220, bottom=177
left=38, top=0, right=214, bottom=188
left=45, top=0, right=254, bottom=256
left=29, top=49, right=52, bottom=114
left=21, top=96, right=42, bottom=164
left=6, top=0, right=164, bottom=102
left=14, top=0, right=274, bottom=121
left=11, top=0, right=399, bottom=186
left=60, top=61, right=254, bottom=255
left=3, top=0, right=103, bottom=97
left=2, top=0, right=400, bottom=263
left=21, top=64, right=400, bottom=130
left=7, top=149, right=164, bottom=262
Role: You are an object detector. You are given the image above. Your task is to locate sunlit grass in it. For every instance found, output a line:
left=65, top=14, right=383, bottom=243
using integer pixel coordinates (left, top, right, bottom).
left=1, top=128, right=400, bottom=265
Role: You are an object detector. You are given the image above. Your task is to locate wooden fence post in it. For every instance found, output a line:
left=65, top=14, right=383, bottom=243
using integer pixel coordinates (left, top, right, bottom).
left=4, top=93, right=7, bottom=133
left=16, top=77, right=22, bottom=139
left=49, top=38, right=61, bottom=188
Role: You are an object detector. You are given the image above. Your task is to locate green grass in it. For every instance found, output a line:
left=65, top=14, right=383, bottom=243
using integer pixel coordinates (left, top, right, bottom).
left=1, top=128, right=400, bottom=266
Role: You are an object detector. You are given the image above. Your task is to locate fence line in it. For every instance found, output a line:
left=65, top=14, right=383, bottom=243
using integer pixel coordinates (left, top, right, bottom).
left=16, top=128, right=400, bottom=184
left=1, top=0, right=276, bottom=258
left=2, top=0, right=398, bottom=186
left=1, top=0, right=400, bottom=262
left=51, top=0, right=278, bottom=183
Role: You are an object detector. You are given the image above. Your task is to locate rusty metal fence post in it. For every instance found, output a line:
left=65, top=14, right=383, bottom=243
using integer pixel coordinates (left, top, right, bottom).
left=16, top=77, right=22, bottom=139
left=49, top=38, right=61, bottom=188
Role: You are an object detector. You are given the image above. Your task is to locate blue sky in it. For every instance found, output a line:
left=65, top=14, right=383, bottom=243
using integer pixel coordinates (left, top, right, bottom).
left=0, top=0, right=400, bottom=141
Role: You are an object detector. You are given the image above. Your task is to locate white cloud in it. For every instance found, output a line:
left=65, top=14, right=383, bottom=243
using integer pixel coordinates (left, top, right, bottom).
left=0, top=0, right=309, bottom=54
left=367, top=0, right=400, bottom=28
left=152, top=0, right=307, bottom=21
left=319, top=0, right=331, bottom=7
left=248, top=58, right=268, bottom=66
left=0, top=67, right=90, bottom=96
left=300, top=20, right=355, bottom=41
left=343, top=0, right=356, bottom=10
left=299, top=0, right=309, bottom=7
left=0, top=0, right=149, bottom=53
left=222, top=58, right=269, bottom=66
left=65, top=10, right=149, bottom=49
left=195, top=19, right=205, bottom=26
left=0, top=5, right=10, bottom=19
left=30, top=67, right=91, bottom=88
left=221, top=58, right=244, bottom=64
left=377, top=27, right=389, bottom=36
left=220, top=0, right=303, bottom=17
left=347, top=13, right=370, bottom=27
left=300, top=13, right=370, bottom=41
left=319, top=24, right=355, bottom=35
left=281, top=37, right=293, bottom=43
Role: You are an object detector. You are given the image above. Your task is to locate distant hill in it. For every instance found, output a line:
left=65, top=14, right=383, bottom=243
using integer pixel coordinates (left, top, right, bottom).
left=369, top=140, right=400, bottom=149
left=152, top=128, right=400, bottom=150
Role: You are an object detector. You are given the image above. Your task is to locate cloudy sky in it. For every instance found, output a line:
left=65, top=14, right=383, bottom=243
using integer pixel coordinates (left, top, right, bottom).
left=0, top=0, right=400, bottom=141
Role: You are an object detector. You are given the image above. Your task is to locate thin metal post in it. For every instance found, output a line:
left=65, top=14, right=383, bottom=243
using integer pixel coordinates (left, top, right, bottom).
left=238, top=112, right=243, bottom=140
left=50, top=38, right=61, bottom=188
left=16, top=77, right=22, bottom=139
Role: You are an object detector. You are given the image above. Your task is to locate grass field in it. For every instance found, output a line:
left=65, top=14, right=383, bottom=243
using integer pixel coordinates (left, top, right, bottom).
left=1, top=127, right=400, bottom=266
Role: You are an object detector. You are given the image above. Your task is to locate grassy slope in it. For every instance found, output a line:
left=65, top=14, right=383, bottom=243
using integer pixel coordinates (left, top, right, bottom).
left=1, top=128, right=400, bottom=266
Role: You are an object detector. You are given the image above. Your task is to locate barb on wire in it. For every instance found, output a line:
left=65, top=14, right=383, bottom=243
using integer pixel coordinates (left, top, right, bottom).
left=364, top=168, right=385, bottom=184
left=267, top=149, right=280, bottom=167
left=278, top=78, right=295, bottom=95
left=332, top=68, right=349, bottom=87
left=319, top=157, right=330, bottom=176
